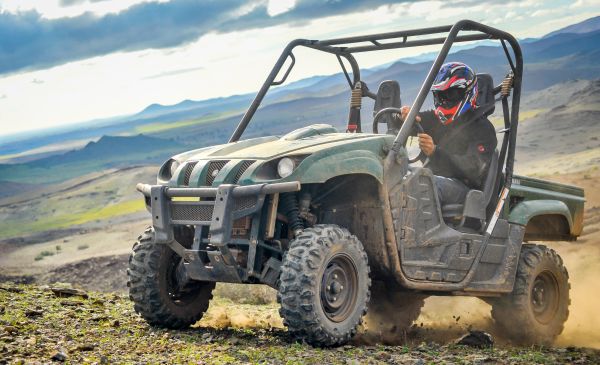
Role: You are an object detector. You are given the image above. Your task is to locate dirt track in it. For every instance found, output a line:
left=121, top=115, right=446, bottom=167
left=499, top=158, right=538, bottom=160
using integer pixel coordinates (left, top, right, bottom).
left=1, top=168, right=599, bottom=352
left=2, top=284, right=600, bottom=364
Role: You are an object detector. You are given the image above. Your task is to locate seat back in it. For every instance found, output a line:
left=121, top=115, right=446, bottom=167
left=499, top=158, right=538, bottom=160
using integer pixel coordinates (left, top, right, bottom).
left=373, top=80, right=401, bottom=133
left=475, top=73, right=495, bottom=118
left=482, top=150, right=499, bottom=208
left=461, top=150, right=499, bottom=223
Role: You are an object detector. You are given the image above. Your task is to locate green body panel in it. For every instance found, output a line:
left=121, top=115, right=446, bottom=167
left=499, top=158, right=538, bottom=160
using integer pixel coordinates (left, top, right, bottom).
left=168, top=125, right=393, bottom=186
left=161, top=124, right=585, bottom=241
left=508, top=200, right=573, bottom=227
left=246, top=136, right=392, bottom=184
left=508, top=175, right=585, bottom=236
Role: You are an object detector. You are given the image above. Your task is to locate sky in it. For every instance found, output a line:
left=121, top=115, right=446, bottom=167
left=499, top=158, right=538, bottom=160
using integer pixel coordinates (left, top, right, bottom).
left=0, top=0, right=597, bottom=136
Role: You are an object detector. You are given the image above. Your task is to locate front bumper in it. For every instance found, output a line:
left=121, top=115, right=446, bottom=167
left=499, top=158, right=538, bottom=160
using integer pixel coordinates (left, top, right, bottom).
left=136, top=181, right=300, bottom=284
left=136, top=181, right=300, bottom=244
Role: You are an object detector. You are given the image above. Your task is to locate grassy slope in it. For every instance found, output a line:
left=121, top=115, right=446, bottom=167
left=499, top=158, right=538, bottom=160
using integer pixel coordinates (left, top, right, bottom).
left=1, top=284, right=599, bottom=364
left=0, top=200, right=145, bottom=240
left=0, top=166, right=155, bottom=241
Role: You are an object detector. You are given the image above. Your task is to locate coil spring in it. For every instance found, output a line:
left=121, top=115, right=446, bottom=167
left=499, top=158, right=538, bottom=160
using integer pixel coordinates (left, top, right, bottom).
left=280, top=192, right=303, bottom=234
left=350, top=85, right=362, bottom=108
left=501, top=73, right=514, bottom=97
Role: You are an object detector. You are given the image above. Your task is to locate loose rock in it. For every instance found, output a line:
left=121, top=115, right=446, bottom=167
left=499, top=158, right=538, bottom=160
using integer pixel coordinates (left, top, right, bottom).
left=76, top=344, right=95, bottom=351
left=51, top=288, right=88, bottom=299
left=59, top=300, right=83, bottom=307
left=456, top=330, right=494, bottom=348
left=3, top=326, right=17, bottom=335
left=25, top=310, right=43, bottom=318
left=51, top=351, right=67, bottom=362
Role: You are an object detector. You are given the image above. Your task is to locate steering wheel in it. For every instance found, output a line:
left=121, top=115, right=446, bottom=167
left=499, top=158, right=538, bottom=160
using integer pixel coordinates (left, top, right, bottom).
left=373, top=107, right=427, bottom=164
left=372, top=107, right=401, bottom=135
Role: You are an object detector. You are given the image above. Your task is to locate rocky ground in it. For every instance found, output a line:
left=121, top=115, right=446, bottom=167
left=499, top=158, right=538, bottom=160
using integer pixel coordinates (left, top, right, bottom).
left=1, top=284, right=599, bottom=365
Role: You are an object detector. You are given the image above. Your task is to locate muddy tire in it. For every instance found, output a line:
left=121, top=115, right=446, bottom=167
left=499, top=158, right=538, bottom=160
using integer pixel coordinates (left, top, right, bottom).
left=127, top=227, right=215, bottom=329
left=359, top=282, right=425, bottom=344
left=278, top=225, right=371, bottom=347
left=491, top=244, right=570, bottom=345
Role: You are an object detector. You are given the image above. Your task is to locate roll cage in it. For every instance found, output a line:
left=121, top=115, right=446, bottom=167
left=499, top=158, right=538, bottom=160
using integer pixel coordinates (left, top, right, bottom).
left=229, top=19, right=523, bottom=192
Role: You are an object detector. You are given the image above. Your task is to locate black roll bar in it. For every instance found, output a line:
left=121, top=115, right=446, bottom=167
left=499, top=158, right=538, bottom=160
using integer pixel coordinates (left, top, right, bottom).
left=228, top=19, right=523, bottom=186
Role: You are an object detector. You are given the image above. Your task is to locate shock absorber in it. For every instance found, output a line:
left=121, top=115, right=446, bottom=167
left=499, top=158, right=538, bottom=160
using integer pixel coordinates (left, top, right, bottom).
left=346, top=82, right=362, bottom=133
left=280, top=192, right=304, bottom=236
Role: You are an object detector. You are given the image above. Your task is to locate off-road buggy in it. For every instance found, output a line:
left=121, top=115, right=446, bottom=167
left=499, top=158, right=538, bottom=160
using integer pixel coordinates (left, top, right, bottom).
left=129, top=20, right=585, bottom=346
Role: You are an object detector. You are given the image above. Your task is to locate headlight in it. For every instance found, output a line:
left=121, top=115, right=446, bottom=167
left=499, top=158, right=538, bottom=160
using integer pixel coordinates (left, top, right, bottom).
left=169, top=160, right=181, bottom=178
left=277, top=157, right=295, bottom=178
left=159, top=159, right=180, bottom=181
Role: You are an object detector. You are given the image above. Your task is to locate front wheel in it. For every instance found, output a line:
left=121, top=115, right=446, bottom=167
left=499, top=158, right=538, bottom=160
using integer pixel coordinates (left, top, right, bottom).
left=278, top=225, right=371, bottom=347
left=490, top=244, right=570, bottom=345
left=127, top=227, right=215, bottom=329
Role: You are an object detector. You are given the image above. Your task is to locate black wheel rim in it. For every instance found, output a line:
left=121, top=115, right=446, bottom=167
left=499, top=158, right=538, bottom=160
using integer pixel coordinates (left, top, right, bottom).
left=531, top=270, right=560, bottom=324
left=320, top=253, right=359, bottom=323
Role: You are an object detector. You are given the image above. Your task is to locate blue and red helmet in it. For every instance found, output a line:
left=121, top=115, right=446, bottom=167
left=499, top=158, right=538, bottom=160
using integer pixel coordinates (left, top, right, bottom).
left=431, top=62, right=478, bottom=125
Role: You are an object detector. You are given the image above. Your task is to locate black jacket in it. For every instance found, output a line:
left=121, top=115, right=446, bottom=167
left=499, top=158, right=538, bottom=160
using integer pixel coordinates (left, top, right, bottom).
left=419, top=110, right=497, bottom=190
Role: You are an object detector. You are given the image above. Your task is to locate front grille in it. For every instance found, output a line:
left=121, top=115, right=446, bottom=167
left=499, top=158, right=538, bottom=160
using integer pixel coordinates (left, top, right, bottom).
left=171, top=204, right=214, bottom=222
left=232, top=216, right=252, bottom=238
left=205, top=160, right=229, bottom=186
left=234, top=196, right=257, bottom=212
left=183, top=161, right=198, bottom=186
left=232, top=160, right=255, bottom=183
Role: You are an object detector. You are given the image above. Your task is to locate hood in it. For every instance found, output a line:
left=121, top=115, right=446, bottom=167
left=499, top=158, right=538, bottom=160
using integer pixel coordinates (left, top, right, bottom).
left=162, top=124, right=392, bottom=187
left=174, top=124, right=381, bottom=161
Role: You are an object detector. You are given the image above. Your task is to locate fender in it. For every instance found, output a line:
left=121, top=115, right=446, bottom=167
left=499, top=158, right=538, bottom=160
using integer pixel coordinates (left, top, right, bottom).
left=508, top=199, right=573, bottom=232
left=294, top=149, right=384, bottom=184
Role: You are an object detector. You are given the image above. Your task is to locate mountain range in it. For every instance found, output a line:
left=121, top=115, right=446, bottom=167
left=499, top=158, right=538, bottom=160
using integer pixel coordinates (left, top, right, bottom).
left=0, top=16, right=599, bottom=187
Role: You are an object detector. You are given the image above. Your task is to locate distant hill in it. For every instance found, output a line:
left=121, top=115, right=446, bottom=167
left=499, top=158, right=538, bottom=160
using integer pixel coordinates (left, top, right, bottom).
left=0, top=134, right=184, bottom=185
left=516, top=79, right=600, bottom=174
left=134, top=21, right=600, bottom=144
left=1, top=16, right=599, bottom=183
left=0, top=180, right=40, bottom=199
left=544, top=15, right=600, bottom=38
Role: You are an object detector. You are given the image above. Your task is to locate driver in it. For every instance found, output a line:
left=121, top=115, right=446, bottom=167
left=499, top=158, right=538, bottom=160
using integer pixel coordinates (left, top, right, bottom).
left=400, top=62, right=497, bottom=206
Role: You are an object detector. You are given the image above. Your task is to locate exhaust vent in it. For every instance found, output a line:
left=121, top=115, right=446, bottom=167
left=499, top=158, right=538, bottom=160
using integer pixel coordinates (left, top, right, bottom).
left=232, top=160, right=255, bottom=184
left=183, top=161, right=198, bottom=186
left=205, top=160, right=229, bottom=186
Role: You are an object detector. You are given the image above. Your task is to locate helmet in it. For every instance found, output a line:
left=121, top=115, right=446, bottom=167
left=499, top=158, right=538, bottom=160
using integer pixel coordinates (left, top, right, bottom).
left=431, top=62, right=478, bottom=125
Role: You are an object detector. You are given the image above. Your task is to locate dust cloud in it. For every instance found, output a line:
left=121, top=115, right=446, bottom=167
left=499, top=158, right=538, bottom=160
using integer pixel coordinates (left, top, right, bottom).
left=197, top=174, right=600, bottom=348
left=553, top=240, right=600, bottom=349
left=373, top=170, right=600, bottom=348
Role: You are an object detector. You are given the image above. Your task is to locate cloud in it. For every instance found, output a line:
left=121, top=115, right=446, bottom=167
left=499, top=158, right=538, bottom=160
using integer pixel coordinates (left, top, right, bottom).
left=59, top=0, right=111, bottom=6
left=0, top=0, right=419, bottom=76
left=143, top=66, right=204, bottom=80
left=0, top=1, right=247, bottom=75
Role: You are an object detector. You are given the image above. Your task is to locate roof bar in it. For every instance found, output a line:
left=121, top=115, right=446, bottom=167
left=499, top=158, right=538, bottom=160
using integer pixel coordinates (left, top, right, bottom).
left=315, top=25, right=453, bottom=46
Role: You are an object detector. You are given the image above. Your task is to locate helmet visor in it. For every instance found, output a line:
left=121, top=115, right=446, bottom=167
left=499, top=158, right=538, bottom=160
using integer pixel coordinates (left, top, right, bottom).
left=433, top=88, right=465, bottom=109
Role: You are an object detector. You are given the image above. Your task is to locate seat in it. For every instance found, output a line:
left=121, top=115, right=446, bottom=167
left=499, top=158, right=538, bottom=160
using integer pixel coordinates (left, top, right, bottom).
left=373, top=80, right=401, bottom=134
left=473, top=73, right=495, bottom=118
left=440, top=74, right=499, bottom=229
left=441, top=150, right=499, bottom=228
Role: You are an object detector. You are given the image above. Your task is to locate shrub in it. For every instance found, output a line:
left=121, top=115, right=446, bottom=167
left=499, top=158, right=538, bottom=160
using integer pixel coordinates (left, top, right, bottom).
left=34, top=250, right=54, bottom=261
left=77, top=244, right=90, bottom=250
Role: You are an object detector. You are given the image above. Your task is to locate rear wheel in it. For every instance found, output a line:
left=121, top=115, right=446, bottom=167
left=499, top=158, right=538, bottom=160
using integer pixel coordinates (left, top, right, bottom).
left=127, top=227, right=215, bottom=329
left=491, top=244, right=570, bottom=345
left=278, top=225, right=371, bottom=347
